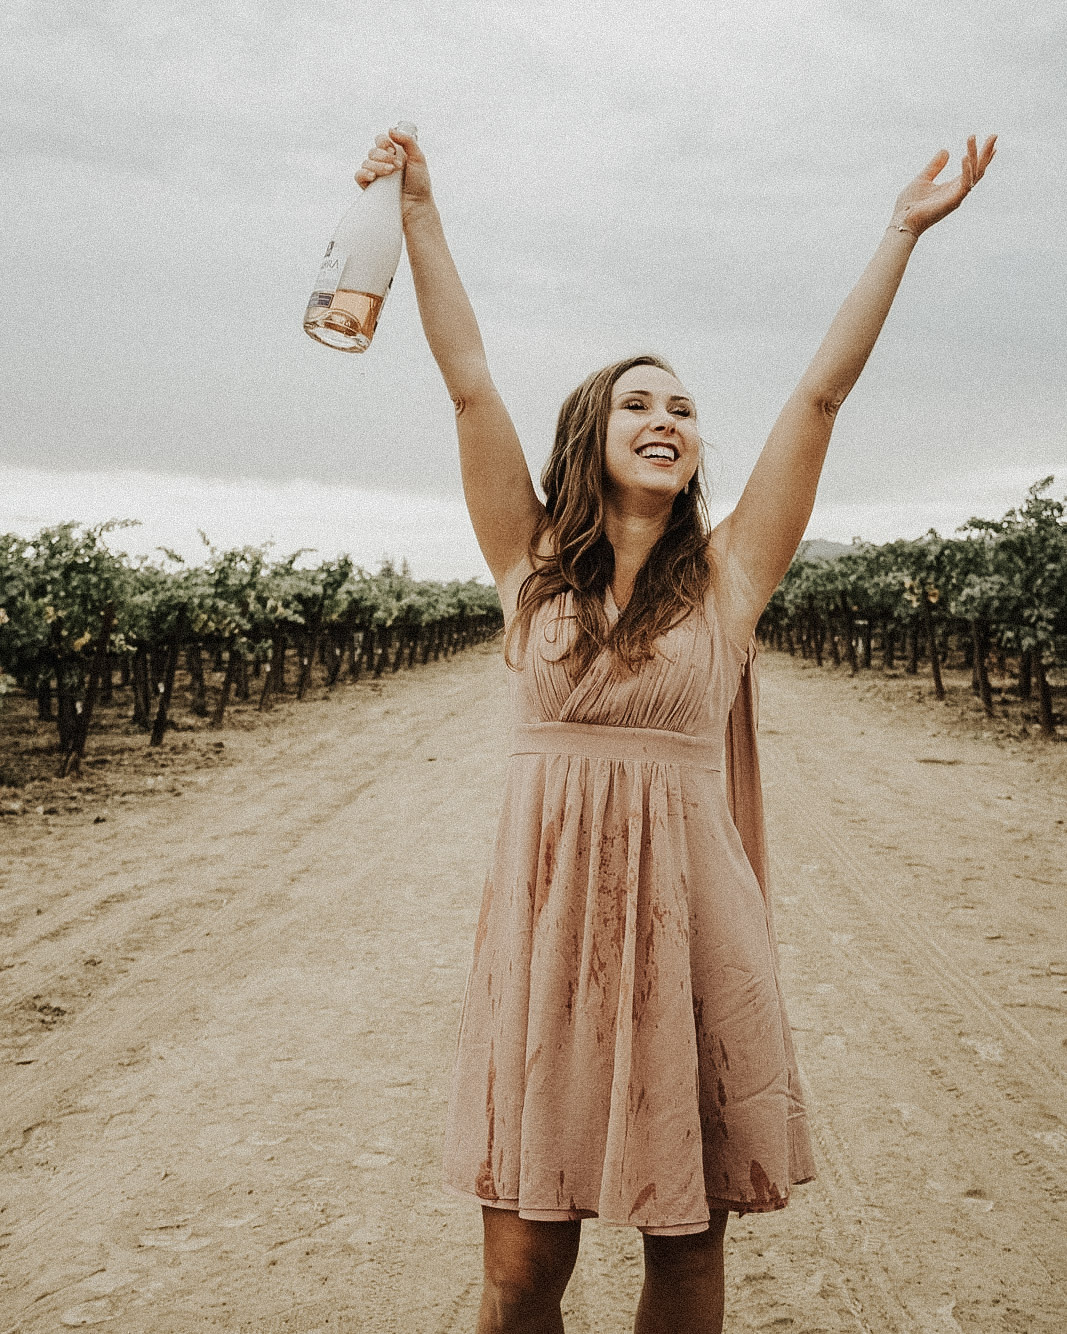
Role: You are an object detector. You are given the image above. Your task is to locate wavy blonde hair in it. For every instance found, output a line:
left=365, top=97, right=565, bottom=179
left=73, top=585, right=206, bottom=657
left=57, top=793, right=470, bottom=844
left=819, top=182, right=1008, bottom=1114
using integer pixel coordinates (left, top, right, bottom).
left=505, top=354, right=714, bottom=679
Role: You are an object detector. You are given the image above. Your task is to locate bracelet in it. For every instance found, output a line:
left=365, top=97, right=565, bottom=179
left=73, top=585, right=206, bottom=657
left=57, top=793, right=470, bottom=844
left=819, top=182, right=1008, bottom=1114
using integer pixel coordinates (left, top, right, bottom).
left=891, top=221, right=919, bottom=240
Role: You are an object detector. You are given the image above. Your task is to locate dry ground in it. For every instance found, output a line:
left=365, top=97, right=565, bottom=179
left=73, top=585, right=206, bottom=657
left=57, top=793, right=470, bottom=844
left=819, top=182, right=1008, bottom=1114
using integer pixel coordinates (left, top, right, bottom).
left=0, top=644, right=1064, bottom=1332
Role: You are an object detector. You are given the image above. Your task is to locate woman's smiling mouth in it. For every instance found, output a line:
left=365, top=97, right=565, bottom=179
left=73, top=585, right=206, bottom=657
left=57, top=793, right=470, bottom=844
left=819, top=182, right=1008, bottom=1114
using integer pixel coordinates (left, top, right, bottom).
left=635, top=443, right=679, bottom=461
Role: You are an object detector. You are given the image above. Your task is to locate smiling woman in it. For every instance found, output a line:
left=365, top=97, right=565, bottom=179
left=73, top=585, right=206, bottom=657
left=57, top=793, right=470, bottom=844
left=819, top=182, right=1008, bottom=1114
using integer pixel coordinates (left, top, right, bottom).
left=353, top=126, right=997, bottom=1334
left=503, top=356, right=714, bottom=685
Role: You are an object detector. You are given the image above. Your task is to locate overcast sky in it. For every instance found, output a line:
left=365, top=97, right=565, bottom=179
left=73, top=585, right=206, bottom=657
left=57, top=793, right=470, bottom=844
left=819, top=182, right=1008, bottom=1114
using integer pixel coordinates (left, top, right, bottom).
left=1, top=0, right=1064, bottom=577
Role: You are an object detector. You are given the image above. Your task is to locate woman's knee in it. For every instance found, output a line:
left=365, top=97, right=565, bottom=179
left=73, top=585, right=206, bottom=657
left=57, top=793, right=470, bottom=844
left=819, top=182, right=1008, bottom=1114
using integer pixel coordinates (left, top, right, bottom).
left=482, top=1209, right=581, bottom=1302
left=642, top=1211, right=728, bottom=1278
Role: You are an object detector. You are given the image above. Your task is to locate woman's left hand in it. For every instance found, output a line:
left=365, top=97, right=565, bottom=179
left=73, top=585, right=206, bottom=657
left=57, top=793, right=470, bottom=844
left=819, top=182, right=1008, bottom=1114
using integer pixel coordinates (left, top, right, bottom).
left=890, top=134, right=997, bottom=239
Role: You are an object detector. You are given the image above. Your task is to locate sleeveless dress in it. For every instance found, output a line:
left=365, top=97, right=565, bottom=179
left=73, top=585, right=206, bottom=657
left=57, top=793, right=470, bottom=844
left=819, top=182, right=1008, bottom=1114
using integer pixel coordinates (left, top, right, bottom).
left=441, top=586, right=816, bottom=1235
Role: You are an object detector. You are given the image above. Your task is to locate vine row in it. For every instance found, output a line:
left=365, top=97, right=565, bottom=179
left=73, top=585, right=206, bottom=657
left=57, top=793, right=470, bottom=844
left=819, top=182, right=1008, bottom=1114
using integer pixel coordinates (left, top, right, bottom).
left=756, top=478, right=1066, bottom=735
left=0, top=526, right=502, bottom=774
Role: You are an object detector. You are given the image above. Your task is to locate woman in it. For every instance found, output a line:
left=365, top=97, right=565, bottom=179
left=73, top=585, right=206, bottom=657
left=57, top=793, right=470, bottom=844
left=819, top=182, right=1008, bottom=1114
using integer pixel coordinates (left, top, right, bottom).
left=356, top=128, right=996, bottom=1334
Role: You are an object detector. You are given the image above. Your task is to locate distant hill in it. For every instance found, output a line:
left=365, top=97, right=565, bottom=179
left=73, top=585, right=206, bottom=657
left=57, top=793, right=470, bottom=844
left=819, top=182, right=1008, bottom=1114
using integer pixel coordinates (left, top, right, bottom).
left=795, top=538, right=855, bottom=562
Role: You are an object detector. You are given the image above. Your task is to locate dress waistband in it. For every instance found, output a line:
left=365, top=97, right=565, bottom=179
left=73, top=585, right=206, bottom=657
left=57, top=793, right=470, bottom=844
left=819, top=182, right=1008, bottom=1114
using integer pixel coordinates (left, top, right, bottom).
left=510, top=721, right=721, bottom=770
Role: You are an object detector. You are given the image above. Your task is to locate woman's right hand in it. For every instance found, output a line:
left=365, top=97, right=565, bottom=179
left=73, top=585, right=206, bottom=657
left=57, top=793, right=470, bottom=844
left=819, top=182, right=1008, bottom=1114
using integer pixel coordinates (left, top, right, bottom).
left=355, top=128, right=434, bottom=224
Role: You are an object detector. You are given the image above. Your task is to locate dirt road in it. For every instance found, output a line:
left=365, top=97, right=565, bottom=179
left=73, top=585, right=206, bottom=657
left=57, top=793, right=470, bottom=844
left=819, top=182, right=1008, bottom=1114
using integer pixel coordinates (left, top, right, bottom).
left=1, top=644, right=1065, bottom=1332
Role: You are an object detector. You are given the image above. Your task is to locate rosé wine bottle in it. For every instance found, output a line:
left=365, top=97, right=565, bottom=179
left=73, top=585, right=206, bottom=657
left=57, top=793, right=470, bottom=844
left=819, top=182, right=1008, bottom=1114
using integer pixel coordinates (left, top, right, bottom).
left=303, top=122, right=417, bottom=352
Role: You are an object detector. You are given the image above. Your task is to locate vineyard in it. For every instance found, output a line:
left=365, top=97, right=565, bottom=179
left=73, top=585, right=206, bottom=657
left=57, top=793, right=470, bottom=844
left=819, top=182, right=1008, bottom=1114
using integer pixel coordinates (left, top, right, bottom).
left=0, top=476, right=1064, bottom=784
left=756, top=477, right=1067, bottom=737
left=0, top=522, right=502, bottom=779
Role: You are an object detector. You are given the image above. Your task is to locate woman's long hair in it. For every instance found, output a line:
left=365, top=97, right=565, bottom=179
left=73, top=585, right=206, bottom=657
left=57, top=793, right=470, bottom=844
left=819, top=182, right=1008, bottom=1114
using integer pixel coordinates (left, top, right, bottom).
left=504, top=354, right=714, bottom=679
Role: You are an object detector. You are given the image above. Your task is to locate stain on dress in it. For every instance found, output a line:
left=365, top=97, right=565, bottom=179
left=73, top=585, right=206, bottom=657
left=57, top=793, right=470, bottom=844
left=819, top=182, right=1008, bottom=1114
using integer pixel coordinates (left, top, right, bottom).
left=475, top=1051, right=498, bottom=1201
left=748, top=1159, right=782, bottom=1208
left=631, top=1182, right=657, bottom=1217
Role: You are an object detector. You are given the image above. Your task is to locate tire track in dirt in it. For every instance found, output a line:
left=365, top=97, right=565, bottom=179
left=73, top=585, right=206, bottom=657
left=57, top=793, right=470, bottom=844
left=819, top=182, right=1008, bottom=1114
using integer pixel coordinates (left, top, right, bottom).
left=789, top=740, right=1067, bottom=1099
left=758, top=659, right=1067, bottom=1333
left=0, top=656, right=503, bottom=1333
left=1, top=647, right=1064, bottom=1332
left=796, top=804, right=1067, bottom=1211
left=776, top=743, right=1067, bottom=1205
left=777, top=839, right=1065, bottom=1326
left=0, top=704, right=459, bottom=1021
left=799, top=1097, right=927, bottom=1334
left=0, top=688, right=475, bottom=1156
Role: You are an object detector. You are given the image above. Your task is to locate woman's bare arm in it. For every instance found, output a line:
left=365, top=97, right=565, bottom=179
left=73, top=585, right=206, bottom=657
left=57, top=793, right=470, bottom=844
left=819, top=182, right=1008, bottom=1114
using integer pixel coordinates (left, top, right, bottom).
left=711, top=134, right=997, bottom=645
left=359, top=130, right=543, bottom=586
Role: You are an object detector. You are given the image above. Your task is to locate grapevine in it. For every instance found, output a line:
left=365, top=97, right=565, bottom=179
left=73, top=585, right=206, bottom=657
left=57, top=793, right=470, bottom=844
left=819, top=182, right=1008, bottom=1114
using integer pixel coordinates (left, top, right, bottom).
left=2, top=478, right=1063, bottom=775
left=0, top=526, right=502, bottom=774
left=758, top=478, right=1067, bottom=736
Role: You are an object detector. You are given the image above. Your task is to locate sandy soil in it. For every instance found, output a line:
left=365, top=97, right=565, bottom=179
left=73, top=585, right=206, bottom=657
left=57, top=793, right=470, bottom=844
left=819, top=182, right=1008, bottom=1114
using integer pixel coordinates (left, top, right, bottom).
left=0, top=644, right=1065, bottom=1333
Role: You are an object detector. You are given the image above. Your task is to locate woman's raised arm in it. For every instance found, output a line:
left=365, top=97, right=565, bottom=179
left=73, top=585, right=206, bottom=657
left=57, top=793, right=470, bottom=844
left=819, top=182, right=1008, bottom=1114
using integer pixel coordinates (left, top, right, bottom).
left=357, top=129, right=544, bottom=587
left=710, top=134, right=997, bottom=648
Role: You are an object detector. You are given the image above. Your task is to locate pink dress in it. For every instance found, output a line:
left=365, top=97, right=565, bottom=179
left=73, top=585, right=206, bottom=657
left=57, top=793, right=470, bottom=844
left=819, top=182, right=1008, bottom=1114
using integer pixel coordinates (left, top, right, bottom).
left=442, top=586, right=815, bottom=1234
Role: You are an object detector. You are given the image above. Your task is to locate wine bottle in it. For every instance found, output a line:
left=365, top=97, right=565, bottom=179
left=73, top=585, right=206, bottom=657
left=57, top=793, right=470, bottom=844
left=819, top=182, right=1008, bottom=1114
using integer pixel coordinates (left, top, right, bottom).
left=303, top=121, right=417, bottom=353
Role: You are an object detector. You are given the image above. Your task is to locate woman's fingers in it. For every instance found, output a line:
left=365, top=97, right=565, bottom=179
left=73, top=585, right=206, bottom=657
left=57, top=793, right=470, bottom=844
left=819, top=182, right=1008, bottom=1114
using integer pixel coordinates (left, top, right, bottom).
left=976, top=134, right=998, bottom=180
left=918, top=134, right=996, bottom=201
left=371, top=134, right=404, bottom=166
left=919, top=148, right=951, bottom=181
left=355, top=160, right=396, bottom=188
left=388, top=125, right=427, bottom=169
left=357, top=157, right=396, bottom=177
left=352, top=125, right=431, bottom=203
left=355, top=137, right=403, bottom=187
left=959, top=132, right=999, bottom=192
left=892, top=133, right=996, bottom=231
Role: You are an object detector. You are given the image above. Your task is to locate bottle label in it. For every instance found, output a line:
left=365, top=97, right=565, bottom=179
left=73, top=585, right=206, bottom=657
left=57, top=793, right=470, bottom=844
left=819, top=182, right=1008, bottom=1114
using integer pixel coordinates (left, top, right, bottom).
left=313, top=239, right=345, bottom=294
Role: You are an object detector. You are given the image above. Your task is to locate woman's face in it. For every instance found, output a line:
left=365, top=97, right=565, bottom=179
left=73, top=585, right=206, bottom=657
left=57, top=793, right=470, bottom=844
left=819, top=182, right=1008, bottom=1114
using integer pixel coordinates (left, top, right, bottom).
left=602, top=365, right=700, bottom=505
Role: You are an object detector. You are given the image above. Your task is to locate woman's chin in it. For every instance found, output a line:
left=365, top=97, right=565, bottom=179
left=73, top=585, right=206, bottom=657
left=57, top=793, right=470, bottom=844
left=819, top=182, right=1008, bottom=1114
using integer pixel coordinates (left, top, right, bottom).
left=606, top=479, right=683, bottom=511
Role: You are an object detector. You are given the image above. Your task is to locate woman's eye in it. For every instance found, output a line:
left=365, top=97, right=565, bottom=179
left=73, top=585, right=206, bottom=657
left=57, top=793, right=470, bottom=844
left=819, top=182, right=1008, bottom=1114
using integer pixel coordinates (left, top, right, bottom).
left=619, top=399, right=692, bottom=416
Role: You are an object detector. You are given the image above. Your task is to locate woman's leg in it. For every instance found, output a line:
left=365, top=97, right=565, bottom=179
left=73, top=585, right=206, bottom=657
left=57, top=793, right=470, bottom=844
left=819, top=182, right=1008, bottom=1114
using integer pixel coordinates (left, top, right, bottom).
left=633, top=1210, right=729, bottom=1334
left=476, top=1207, right=582, bottom=1334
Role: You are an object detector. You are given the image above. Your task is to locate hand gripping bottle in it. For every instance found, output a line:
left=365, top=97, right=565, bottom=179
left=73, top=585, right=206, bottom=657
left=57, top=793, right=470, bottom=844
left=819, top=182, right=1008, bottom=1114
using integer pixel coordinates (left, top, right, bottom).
left=303, top=122, right=417, bottom=352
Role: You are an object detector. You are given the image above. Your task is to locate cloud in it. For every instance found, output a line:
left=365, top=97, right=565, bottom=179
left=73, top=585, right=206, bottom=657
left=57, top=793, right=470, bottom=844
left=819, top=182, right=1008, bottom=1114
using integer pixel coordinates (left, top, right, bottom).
left=0, top=465, right=489, bottom=580
left=1, top=0, right=1064, bottom=561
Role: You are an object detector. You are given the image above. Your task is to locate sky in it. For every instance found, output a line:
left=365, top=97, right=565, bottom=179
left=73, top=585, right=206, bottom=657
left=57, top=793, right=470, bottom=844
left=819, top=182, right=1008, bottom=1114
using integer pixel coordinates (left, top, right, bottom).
left=1, top=0, right=1064, bottom=579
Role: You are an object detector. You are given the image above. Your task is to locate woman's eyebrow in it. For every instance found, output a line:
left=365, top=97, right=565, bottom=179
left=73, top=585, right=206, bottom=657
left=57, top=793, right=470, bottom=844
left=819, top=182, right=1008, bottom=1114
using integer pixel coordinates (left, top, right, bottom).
left=612, top=388, right=695, bottom=405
